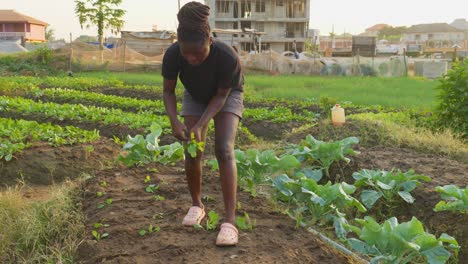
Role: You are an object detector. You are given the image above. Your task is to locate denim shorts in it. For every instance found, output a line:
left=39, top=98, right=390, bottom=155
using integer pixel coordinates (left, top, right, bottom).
left=180, top=89, right=244, bottom=119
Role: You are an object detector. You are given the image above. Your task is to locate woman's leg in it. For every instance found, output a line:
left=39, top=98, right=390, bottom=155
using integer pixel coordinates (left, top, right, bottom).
left=184, top=116, right=209, bottom=208
left=213, top=112, right=240, bottom=224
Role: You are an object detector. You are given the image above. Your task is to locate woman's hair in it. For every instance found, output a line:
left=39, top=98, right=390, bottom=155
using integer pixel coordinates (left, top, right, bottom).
left=177, top=1, right=211, bottom=44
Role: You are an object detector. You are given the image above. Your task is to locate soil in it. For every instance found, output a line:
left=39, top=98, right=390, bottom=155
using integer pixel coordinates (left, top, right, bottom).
left=76, top=164, right=353, bottom=264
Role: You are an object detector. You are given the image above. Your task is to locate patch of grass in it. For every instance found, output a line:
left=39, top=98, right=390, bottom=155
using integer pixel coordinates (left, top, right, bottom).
left=350, top=112, right=468, bottom=162
left=0, top=181, right=85, bottom=263
left=78, top=72, right=437, bottom=110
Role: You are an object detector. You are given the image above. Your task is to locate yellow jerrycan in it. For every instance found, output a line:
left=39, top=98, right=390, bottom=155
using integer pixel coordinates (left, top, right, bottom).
left=331, top=104, right=345, bottom=126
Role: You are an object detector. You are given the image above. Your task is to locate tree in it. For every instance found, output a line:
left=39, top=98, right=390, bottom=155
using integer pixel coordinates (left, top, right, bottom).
left=74, top=0, right=126, bottom=50
left=45, top=26, right=55, bottom=41
left=377, top=26, right=407, bottom=40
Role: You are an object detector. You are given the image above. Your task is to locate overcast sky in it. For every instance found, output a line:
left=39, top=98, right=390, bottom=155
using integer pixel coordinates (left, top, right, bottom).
left=1, top=0, right=467, bottom=40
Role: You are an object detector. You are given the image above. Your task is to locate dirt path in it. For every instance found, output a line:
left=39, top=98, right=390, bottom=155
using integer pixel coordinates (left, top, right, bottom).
left=77, top=164, right=353, bottom=264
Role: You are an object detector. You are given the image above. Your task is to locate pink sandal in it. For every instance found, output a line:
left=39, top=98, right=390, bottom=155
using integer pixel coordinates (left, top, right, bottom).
left=182, top=206, right=206, bottom=226
left=216, top=223, right=238, bottom=246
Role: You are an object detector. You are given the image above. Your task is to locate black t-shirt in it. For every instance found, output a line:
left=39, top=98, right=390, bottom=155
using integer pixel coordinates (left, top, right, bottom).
left=162, top=39, right=244, bottom=104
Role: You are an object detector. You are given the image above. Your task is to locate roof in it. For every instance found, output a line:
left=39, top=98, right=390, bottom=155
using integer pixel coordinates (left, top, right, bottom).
left=450, top=18, right=468, bottom=30
left=0, top=10, right=48, bottom=26
left=366, top=24, right=390, bottom=32
left=405, top=23, right=463, bottom=33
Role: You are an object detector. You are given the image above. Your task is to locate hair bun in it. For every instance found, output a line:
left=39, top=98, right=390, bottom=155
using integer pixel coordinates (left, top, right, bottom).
left=177, top=1, right=210, bottom=27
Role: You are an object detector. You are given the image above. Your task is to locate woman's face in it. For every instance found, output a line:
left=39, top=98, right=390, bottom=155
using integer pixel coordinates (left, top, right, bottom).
left=179, top=38, right=211, bottom=66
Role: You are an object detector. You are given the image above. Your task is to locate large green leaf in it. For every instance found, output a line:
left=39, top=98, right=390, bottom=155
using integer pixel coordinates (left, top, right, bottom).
left=398, top=191, right=415, bottom=203
left=361, top=190, right=383, bottom=209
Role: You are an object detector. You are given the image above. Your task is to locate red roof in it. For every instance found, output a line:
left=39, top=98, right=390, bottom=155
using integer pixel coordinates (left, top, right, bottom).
left=366, top=24, right=390, bottom=32
left=0, top=10, right=48, bottom=26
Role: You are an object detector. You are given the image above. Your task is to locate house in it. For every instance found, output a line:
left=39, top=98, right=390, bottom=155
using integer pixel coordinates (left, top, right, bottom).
left=120, top=30, right=176, bottom=56
left=0, top=10, right=48, bottom=43
left=204, top=0, right=310, bottom=53
left=364, top=24, right=390, bottom=36
left=402, top=23, right=466, bottom=52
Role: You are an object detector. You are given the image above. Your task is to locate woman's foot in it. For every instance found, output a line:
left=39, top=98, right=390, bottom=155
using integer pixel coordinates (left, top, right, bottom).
left=182, top=205, right=206, bottom=226
left=216, top=223, right=238, bottom=246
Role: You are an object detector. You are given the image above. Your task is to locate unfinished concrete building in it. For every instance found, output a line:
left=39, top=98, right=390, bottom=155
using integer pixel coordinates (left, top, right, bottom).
left=204, top=0, right=310, bottom=53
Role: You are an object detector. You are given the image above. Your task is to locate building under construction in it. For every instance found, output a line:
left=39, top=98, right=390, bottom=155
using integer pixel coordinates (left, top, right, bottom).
left=204, top=0, right=310, bottom=53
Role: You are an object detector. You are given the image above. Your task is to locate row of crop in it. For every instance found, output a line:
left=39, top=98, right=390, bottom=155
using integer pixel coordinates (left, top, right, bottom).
left=0, top=96, right=171, bottom=131
left=0, top=80, right=321, bottom=124
left=0, top=117, right=99, bottom=161
left=117, top=127, right=463, bottom=263
left=1, top=76, right=392, bottom=117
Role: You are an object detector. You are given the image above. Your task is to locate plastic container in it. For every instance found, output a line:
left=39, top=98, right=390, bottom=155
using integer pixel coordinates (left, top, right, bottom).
left=331, top=104, right=345, bottom=126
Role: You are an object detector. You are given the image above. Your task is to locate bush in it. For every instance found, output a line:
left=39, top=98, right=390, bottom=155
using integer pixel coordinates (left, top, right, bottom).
left=435, top=59, right=467, bottom=139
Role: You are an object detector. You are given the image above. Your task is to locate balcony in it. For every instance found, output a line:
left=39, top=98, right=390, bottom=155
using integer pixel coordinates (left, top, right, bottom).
left=0, top=32, right=31, bottom=39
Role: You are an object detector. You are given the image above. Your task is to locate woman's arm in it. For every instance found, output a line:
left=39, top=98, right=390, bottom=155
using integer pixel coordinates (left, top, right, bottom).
left=163, top=78, right=188, bottom=141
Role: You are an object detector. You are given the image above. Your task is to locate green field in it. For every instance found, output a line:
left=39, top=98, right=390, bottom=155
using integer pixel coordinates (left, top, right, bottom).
left=78, top=72, right=439, bottom=110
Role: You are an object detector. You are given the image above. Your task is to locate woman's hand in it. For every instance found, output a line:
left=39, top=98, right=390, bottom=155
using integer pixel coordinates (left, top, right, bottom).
left=190, top=124, right=203, bottom=142
left=171, top=119, right=188, bottom=141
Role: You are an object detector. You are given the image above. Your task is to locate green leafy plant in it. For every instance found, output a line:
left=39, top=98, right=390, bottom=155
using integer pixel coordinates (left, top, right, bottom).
left=345, top=216, right=459, bottom=264
left=153, top=195, right=165, bottom=201
left=272, top=174, right=366, bottom=239
left=236, top=212, right=256, bottom=231
left=286, top=135, right=359, bottom=179
left=138, top=225, right=160, bottom=236
left=434, top=185, right=467, bottom=213
left=145, top=184, right=159, bottom=193
left=92, top=230, right=109, bottom=241
left=119, top=123, right=184, bottom=167
left=185, top=132, right=205, bottom=158
left=96, top=191, right=104, bottom=197
left=206, top=210, right=220, bottom=231
left=100, top=181, right=107, bottom=187
left=352, top=169, right=431, bottom=209
left=435, top=59, right=467, bottom=138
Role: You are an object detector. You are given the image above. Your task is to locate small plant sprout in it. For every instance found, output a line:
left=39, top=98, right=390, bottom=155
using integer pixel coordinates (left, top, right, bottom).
left=100, top=181, right=108, bottom=187
left=203, top=195, right=215, bottom=202
left=144, top=175, right=151, bottom=183
left=206, top=210, right=220, bottom=231
left=152, top=213, right=164, bottom=220
left=93, top=222, right=110, bottom=229
left=153, top=195, right=165, bottom=201
left=92, top=230, right=109, bottom=241
left=97, top=203, right=105, bottom=209
left=96, top=191, right=104, bottom=197
left=237, top=201, right=242, bottom=210
left=236, top=212, right=256, bottom=231
left=105, top=198, right=113, bottom=205
left=193, top=224, right=204, bottom=230
left=185, top=132, right=205, bottom=158
left=145, top=184, right=159, bottom=193
left=139, top=225, right=160, bottom=236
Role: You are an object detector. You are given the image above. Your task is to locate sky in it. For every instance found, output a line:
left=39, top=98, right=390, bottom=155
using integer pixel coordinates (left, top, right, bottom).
left=1, top=0, right=467, bottom=41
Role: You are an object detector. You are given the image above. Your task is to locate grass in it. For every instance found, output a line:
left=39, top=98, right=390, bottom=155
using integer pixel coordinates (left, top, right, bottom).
left=0, top=181, right=85, bottom=263
left=77, top=71, right=438, bottom=110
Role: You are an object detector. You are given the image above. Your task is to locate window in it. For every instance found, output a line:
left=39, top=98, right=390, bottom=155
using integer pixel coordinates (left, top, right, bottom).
left=255, top=0, right=265, bottom=12
left=256, top=22, right=264, bottom=32
left=216, top=1, right=230, bottom=13
left=276, top=0, right=284, bottom=6
left=415, top=34, right=421, bottom=40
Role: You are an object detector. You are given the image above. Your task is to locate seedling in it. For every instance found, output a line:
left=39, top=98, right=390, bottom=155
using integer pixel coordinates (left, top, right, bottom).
left=92, top=230, right=109, bottom=241
left=153, top=195, right=165, bottom=201
left=193, top=224, right=204, bottom=230
left=237, top=201, right=242, bottom=210
left=96, top=191, right=104, bottom=197
left=145, top=184, right=159, bottom=193
left=185, top=132, right=205, bottom=158
left=144, top=175, right=151, bottom=183
left=206, top=210, right=220, bottom=231
left=203, top=195, right=215, bottom=202
left=139, top=225, right=160, bottom=236
left=236, top=212, right=256, bottom=231
left=152, top=213, right=164, bottom=220
left=105, top=198, right=113, bottom=205
left=100, top=181, right=108, bottom=187
left=97, top=198, right=113, bottom=209
left=93, top=222, right=110, bottom=229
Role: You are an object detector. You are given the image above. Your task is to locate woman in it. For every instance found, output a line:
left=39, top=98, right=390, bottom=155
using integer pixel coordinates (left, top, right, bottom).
left=162, top=2, right=244, bottom=246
